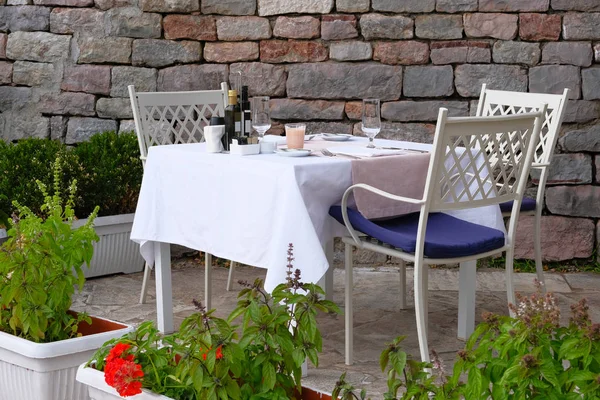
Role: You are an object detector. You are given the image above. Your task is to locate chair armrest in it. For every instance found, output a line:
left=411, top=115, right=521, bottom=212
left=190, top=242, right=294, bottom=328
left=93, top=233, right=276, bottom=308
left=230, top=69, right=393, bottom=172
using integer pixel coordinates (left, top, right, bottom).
left=347, top=183, right=426, bottom=205
left=340, top=183, right=425, bottom=248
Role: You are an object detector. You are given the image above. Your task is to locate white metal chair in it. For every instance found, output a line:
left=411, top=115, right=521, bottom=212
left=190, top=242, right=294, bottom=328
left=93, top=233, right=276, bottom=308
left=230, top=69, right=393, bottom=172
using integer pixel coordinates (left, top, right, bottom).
left=329, top=107, right=546, bottom=365
left=476, top=85, right=570, bottom=288
left=129, top=83, right=239, bottom=307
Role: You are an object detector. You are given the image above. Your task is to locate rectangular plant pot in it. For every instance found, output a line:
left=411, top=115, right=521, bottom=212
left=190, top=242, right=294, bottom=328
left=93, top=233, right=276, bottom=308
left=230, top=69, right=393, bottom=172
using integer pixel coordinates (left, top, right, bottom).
left=77, top=365, right=171, bottom=400
left=73, top=213, right=145, bottom=278
left=77, top=365, right=333, bottom=400
left=0, top=314, right=133, bottom=400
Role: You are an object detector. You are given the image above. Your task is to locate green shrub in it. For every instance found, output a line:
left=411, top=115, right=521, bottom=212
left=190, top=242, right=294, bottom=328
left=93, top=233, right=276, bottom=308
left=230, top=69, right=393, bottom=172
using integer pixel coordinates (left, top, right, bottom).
left=0, top=139, right=77, bottom=218
left=71, top=131, right=143, bottom=217
left=0, top=132, right=143, bottom=220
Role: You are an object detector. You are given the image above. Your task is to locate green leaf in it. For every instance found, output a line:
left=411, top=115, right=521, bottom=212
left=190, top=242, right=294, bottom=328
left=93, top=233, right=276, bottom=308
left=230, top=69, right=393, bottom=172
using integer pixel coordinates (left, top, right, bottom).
left=540, top=362, right=561, bottom=392
left=225, top=378, right=242, bottom=400
left=262, top=362, right=276, bottom=391
left=193, top=364, right=204, bottom=393
left=500, top=364, right=522, bottom=386
left=380, top=348, right=390, bottom=372
left=466, top=367, right=484, bottom=398
left=567, top=370, right=598, bottom=383
left=389, top=350, right=407, bottom=376
left=559, top=338, right=582, bottom=360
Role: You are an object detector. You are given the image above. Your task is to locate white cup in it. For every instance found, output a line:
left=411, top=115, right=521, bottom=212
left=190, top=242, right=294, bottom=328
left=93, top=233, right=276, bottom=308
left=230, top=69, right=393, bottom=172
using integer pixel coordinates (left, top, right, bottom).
left=204, top=125, right=225, bottom=153
left=259, top=140, right=277, bottom=154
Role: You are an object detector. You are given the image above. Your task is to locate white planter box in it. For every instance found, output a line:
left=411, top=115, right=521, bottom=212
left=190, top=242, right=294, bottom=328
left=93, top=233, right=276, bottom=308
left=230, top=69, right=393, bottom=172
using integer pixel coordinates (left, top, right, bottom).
left=73, top=214, right=145, bottom=278
left=77, top=366, right=331, bottom=400
left=0, top=315, right=132, bottom=400
left=77, top=365, right=172, bottom=400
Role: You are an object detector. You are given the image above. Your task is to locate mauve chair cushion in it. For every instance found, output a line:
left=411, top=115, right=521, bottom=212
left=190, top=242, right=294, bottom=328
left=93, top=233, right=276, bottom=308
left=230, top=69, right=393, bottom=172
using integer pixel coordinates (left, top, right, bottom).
left=329, top=206, right=505, bottom=259
left=499, top=197, right=537, bottom=213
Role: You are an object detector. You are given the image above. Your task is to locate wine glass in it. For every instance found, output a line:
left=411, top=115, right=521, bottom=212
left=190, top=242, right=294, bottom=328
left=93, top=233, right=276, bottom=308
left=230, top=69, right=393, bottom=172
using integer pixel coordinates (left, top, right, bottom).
left=362, top=98, right=381, bottom=149
left=251, top=96, right=271, bottom=138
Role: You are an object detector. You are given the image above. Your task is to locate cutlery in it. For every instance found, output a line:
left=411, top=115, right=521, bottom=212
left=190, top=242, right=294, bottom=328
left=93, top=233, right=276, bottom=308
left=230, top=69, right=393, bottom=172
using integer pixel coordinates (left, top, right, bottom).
left=379, top=146, right=428, bottom=153
left=321, top=149, right=361, bottom=159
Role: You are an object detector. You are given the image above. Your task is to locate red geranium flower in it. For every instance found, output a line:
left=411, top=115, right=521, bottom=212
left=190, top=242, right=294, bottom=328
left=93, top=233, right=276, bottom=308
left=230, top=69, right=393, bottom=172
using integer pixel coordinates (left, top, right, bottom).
left=106, top=343, right=134, bottom=363
left=105, top=358, right=125, bottom=387
left=106, top=358, right=144, bottom=397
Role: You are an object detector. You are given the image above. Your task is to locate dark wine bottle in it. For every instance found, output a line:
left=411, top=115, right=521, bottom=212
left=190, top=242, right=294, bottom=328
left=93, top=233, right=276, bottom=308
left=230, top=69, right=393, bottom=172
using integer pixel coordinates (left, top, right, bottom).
left=224, top=90, right=239, bottom=150
left=241, top=86, right=252, bottom=137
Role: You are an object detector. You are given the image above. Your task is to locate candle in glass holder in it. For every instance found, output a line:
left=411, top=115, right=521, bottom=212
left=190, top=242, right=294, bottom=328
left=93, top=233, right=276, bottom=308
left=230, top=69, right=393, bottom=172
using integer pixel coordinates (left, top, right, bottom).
left=285, top=123, right=306, bottom=149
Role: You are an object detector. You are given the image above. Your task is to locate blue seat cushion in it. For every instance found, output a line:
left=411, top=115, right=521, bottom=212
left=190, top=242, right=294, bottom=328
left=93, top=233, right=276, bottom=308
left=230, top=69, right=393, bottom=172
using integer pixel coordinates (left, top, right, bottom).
left=329, top=206, right=505, bottom=259
left=499, top=197, right=537, bottom=213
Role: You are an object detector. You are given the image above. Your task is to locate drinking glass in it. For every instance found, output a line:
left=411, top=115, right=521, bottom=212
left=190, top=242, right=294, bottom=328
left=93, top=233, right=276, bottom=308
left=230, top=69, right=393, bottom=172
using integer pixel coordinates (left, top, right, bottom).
left=285, top=123, right=306, bottom=149
left=251, top=96, right=271, bottom=138
left=362, top=99, right=381, bottom=148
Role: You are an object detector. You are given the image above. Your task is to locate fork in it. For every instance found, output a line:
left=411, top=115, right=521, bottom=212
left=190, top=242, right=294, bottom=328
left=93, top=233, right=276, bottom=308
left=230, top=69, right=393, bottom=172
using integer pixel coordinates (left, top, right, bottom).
left=321, top=149, right=361, bottom=159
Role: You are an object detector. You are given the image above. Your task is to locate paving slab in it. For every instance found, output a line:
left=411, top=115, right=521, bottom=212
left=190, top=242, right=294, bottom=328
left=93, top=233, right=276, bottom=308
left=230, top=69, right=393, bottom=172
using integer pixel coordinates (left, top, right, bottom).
left=71, top=259, right=600, bottom=398
left=563, top=272, right=600, bottom=292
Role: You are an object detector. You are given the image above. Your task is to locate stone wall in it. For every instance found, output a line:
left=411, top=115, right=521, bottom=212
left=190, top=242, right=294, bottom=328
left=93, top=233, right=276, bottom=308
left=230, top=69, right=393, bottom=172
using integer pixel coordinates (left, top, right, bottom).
left=0, top=0, right=599, bottom=263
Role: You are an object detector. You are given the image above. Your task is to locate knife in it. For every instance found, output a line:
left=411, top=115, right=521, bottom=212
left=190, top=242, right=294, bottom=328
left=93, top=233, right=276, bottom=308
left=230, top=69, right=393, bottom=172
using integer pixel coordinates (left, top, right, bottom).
left=380, top=147, right=428, bottom=153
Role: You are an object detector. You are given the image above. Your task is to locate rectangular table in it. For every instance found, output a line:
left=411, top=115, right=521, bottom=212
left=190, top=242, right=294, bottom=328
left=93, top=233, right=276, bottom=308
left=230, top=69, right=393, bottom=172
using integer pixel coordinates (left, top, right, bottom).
left=130, top=137, right=505, bottom=334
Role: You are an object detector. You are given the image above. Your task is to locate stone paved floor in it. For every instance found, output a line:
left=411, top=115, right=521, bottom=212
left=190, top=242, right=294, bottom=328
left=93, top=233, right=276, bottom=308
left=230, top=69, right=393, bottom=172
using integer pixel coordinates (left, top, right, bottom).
left=72, top=257, right=600, bottom=398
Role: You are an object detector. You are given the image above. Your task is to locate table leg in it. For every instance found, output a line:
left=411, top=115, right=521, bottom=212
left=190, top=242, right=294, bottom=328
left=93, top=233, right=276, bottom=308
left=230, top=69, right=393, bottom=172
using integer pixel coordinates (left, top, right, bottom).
left=155, top=242, right=174, bottom=334
left=458, top=260, right=476, bottom=340
left=205, top=252, right=212, bottom=311
left=324, top=239, right=334, bottom=301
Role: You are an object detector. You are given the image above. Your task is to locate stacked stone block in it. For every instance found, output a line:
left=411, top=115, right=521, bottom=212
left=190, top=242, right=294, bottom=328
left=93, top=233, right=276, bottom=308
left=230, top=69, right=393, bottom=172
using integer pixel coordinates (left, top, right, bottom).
left=0, top=0, right=599, bottom=264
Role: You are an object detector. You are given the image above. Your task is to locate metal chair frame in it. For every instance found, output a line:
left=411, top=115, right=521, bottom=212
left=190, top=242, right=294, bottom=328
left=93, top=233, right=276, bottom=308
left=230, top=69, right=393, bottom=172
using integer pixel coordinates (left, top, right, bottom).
left=129, top=83, right=238, bottom=307
left=476, top=85, right=570, bottom=288
left=339, top=107, right=546, bottom=365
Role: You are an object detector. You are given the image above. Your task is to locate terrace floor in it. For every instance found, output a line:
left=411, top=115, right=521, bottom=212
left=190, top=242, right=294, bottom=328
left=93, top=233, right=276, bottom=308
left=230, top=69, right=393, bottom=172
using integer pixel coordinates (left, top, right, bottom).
left=72, top=254, right=600, bottom=398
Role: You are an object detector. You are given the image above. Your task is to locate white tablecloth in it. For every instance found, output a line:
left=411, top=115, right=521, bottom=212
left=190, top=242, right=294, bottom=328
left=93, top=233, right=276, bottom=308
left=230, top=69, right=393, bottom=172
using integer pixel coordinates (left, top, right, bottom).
left=130, top=138, right=505, bottom=291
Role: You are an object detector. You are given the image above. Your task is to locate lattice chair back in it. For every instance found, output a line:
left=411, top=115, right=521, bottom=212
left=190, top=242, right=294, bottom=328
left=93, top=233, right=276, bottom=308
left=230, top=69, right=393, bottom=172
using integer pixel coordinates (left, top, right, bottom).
left=476, top=84, right=569, bottom=167
left=424, top=107, right=546, bottom=215
left=129, top=83, right=228, bottom=163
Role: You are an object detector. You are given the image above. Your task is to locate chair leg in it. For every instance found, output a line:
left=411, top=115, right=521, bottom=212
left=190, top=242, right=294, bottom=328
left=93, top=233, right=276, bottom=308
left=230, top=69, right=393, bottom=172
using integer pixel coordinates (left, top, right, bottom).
left=226, top=260, right=236, bottom=291
left=398, top=260, right=407, bottom=310
left=458, top=260, right=476, bottom=340
left=533, top=209, right=546, bottom=292
left=344, top=243, right=354, bottom=366
left=205, top=252, right=212, bottom=311
left=415, top=261, right=430, bottom=362
left=423, top=263, right=429, bottom=335
left=505, top=247, right=516, bottom=317
left=414, top=259, right=430, bottom=363
left=139, top=262, right=152, bottom=304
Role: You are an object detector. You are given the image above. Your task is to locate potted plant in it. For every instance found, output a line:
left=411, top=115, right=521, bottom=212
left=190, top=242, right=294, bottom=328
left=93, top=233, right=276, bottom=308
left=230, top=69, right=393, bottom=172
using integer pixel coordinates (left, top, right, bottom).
left=77, top=244, right=339, bottom=399
left=333, top=282, right=600, bottom=399
left=70, top=131, right=145, bottom=278
left=0, top=158, right=133, bottom=400
left=0, top=133, right=145, bottom=278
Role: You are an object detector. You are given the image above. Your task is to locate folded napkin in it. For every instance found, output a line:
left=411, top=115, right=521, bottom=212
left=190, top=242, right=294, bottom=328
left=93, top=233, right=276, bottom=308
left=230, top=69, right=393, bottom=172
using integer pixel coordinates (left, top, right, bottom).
left=327, top=146, right=408, bottom=158
left=351, top=153, right=431, bottom=220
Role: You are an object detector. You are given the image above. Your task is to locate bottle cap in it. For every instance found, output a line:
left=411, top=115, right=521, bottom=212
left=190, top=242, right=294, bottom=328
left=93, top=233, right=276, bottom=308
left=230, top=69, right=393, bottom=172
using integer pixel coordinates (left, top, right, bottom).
left=210, top=116, right=225, bottom=126
left=228, top=90, right=237, bottom=97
